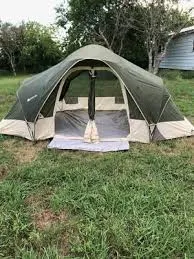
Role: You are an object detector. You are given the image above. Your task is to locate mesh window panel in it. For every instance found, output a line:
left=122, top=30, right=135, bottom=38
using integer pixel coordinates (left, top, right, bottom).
left=159, top=99, right=184, bottom=122
left=40, top=82, right=60, bottom=118
left=64, top=70, right=124, bottom=104
left=95, top=71, right=124, bottom=103
left=64, top=71, right=88, bottom=104
left=5, top=99, right=25, bottom=120
left=126, top=92, right=144, bottom=120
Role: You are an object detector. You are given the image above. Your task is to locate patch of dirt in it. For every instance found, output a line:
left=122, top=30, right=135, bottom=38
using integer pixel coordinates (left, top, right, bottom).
left=59, top=233, right=70, bottom=257
left=26, top=192, right=71, bottom=256
left=175, top=137, right=194, bottom=155
left=139, top=136, right=194, bottom=157
left=25, top=189, right=53, bottom=210
left=25, top=194, right=45, bottom=210
left=33, top=209, right=68, bottom=230
left=31, top=206, right=70, bottom=256
left=2, top=139, right=47, bottom=163
left=0, top=165, right=8, bottom=180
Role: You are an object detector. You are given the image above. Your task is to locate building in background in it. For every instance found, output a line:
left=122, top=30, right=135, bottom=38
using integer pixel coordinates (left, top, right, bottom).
left=160, top=26, right=194, bottom=70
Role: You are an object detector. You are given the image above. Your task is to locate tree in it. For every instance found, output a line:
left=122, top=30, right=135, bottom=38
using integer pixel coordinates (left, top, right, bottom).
left=19, top=22, right=63, bottom=73
left=136, top=0, right=194, bottom=74
left=56, top=0, right=139, bottom=56
left=0, top=21, right=63, bottom=74
left=0, top=21, right=24, bottom=76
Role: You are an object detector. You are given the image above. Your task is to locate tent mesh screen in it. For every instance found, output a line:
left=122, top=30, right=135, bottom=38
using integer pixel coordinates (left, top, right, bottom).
left=40, top=82, right=60, bottom=118
left=64, top=70, right=124, bottom=104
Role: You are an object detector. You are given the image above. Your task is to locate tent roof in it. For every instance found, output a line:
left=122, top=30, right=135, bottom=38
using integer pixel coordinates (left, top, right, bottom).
left=17, top=44, right=174, bottom=123
left=60, top=44, right=163, bottom=86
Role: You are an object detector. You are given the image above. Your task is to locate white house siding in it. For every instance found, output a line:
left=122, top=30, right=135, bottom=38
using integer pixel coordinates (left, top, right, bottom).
left=160, top=32, right=194, bottom=70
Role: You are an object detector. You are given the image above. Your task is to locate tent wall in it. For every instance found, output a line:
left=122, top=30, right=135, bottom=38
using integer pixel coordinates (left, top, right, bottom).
left=128, top=119, right=150, bottom=143
left=35, top=117, right=54, bottom=140
left=5, top=99, right=25, bottom=121
left=17, top=59, right=78, bottom=122
left=153, top=118, right=194, bottom=140
left=0, top=119, right=33, bottom=140
left=0, top=98, right=33, bottom=140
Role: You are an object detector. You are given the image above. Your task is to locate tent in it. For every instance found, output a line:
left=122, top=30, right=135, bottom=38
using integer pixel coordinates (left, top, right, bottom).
left=0, top=44, right=193, bottom=151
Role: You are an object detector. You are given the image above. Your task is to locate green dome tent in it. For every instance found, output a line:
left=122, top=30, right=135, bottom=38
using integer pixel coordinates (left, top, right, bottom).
left=0, top=44, right=193, bottom=151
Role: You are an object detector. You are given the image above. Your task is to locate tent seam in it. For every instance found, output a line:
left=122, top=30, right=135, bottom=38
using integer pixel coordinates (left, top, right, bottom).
left=156, top=96, right=171, bottom=124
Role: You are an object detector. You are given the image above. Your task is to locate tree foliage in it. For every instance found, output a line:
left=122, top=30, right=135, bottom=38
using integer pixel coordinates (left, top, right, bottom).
left=19, top=22, right=63, bottom=73
left=0, top=22, right=24, bottom=75
left=0, top=21, right=63, bottom=75
left=0, top=1, right=193, bottom=75
left=56, top=0, right=148, bottom=67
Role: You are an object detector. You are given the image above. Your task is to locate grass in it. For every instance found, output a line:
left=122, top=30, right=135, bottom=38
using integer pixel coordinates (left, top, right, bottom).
left=0, top=75, right=194, bottom=258
left=0, top=75, right=28, bottom=119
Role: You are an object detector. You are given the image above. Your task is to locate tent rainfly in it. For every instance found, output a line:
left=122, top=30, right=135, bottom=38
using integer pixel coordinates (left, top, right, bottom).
left=0, top=44, right=193, bottom=151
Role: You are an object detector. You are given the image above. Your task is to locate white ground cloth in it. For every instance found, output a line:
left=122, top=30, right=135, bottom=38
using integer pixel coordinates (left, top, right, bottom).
left=48, top=136, right=129, bottom=152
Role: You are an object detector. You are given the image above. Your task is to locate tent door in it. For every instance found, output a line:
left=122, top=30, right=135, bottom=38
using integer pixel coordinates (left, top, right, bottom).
left=85, top=69, right=130, bottom=143
left=48, top=67, right=130, bottom=151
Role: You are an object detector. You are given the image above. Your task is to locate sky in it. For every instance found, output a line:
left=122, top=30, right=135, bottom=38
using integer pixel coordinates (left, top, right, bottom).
left=0, top=0, right=193, bottom=26
left=180, top=0, right=194, bottom=15
left=0, top=0, right=62, bottom=25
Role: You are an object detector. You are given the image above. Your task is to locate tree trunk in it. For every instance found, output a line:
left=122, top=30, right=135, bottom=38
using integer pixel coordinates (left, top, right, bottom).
left=153, top=58, right=160, bottom=75
left=98, top=28, right=112, bottom=50
left=118, top=34, right=125, bottom=56
left=148, top=49, right=153, bottom=73
left=10, top=56, right=16, bottom=76
left=153, top=47, right=160, bottom=75
left=153, top=35, right=174, bottom=75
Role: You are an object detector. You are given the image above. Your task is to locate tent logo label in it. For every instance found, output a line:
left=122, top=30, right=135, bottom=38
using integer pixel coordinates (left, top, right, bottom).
left=27, top=95, right=38, bottom=102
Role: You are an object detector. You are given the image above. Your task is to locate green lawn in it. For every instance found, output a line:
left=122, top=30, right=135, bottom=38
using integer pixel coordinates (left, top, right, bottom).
left=0, top=75, right=194, bottom=258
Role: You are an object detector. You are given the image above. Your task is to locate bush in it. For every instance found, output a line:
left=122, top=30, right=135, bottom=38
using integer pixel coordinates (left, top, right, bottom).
left=159, top=69, right=194, bottom=80
left=181, top=70, right=194, bottom=79
left=159, top=69, right=182, bottom=80
left=0, top=70, right=11, bottom=76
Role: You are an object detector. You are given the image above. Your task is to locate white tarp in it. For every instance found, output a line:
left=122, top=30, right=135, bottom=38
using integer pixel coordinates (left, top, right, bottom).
left=48, top=136, right=129, bottom=152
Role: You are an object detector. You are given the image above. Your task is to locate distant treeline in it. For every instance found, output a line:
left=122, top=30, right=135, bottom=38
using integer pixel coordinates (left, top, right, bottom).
left=0, top=22, right=63, bottom=75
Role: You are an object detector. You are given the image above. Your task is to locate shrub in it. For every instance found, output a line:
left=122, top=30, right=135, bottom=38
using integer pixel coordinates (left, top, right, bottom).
left=159, top=69, right=182, bottom=80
